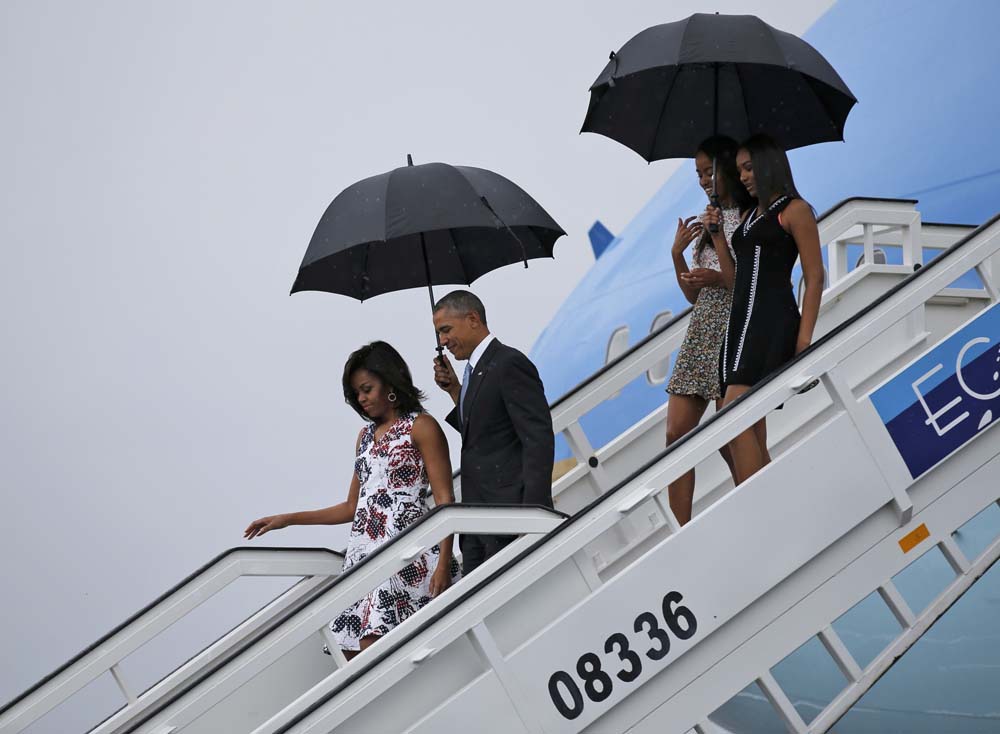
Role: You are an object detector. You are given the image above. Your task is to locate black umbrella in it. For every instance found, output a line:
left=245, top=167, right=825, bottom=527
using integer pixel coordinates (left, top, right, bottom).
left=581, top=13, right=857, bottom=162
left=292, top=156, right=565, bottom=356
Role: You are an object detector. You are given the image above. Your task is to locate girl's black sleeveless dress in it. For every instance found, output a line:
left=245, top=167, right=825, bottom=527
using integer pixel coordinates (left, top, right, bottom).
left=720, top=195, right=801, bottom=387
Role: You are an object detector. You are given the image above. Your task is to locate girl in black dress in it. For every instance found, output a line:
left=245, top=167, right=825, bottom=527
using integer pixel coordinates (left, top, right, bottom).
left=665, top=136, right=752, bottom=524
left=703, top=134, right=824, bottom=484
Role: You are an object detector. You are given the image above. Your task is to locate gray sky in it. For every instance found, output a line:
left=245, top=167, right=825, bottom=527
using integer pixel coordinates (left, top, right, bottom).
left=0, top=0, right=831, bottom=719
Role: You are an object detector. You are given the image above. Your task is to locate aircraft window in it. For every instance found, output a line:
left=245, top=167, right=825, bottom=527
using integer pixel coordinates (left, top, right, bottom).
left=646, top=311, right=674, bottom=385
left=606, top=325, right=630, bottom=364
left=606, top=325, right=630, bottom=399
left=855, top=247, right=887, bottom=268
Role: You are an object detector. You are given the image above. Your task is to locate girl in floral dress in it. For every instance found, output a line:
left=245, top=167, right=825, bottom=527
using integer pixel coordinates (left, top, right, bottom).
left=244, top=341, right=460, bottom=656
left=665, top=136, right=753, bottom=525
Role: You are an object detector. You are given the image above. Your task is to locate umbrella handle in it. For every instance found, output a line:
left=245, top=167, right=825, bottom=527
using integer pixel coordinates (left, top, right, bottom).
left=419, top=228, right=447, bottom=358
left=708, top=64, right=721, bottom=234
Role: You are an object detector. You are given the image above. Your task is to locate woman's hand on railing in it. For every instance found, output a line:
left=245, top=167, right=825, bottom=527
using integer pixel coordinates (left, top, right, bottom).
left=244, top=514, right=291, bottom=540
left=429, top=562, right=453, bottom=597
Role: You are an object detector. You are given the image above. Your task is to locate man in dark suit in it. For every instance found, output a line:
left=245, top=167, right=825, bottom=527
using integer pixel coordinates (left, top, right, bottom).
left=432, top=290, right=554, bottom=574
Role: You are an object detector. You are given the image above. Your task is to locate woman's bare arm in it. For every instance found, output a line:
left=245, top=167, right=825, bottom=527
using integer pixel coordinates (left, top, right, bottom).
left=243, top=430, right=364, bottom=540
left=411, top=414, right=455, bottom=596
left=783, top=200, right=824, bottom=354
left=672, top=216, right=704, bottom=304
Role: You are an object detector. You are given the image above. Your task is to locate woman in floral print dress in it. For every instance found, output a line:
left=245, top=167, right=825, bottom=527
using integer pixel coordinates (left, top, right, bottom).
left=665, top=136, right=753, bottom=526
left=244, top=341, right=459, bottom=656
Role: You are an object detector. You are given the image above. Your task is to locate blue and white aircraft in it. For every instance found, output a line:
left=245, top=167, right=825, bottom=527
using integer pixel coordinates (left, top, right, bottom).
left=530, top=1, right=1000, bottom=730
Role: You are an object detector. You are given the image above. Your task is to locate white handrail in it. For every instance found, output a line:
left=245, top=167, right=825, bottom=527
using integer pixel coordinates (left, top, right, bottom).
left=266, top=213, right=1000, bottom=734
left=459, top=200, right=971, bottom=511
left=5, top=198, right=989, bottom=734
left=546, top=198, right=977, bottom=511
left=0, top=548, right=344, bottom=734
left=85, top=505, right=564, bottom=734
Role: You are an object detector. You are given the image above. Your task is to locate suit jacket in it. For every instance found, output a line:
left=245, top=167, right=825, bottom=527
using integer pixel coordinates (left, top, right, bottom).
left=446, top=339, right=554, bottom=508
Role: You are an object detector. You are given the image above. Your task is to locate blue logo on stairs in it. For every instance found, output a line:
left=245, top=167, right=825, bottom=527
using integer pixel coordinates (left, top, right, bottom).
left=870, top=303, right=1000, bottom=479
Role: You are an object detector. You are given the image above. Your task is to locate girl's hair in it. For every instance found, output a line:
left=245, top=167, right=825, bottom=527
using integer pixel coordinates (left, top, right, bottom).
left=342, top=341, right=425, bottom=420
left=694, top=135, right=753, bottom=257
left=740, top=133, right=802, bottom=207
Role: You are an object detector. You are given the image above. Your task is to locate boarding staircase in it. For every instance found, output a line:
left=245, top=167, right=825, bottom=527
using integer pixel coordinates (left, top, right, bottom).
left=4, top=198, right=1000, bottom=734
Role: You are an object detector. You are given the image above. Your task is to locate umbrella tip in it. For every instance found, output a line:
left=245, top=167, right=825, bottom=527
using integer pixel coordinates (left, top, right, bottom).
left=407, top=153, right=414, bottom=166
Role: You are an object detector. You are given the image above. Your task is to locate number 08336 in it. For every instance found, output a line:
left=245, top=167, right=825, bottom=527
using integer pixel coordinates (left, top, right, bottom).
left=546, top=591, right=698, bottom=720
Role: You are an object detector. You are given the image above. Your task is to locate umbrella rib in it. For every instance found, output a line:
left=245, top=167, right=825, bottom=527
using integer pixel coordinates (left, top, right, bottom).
left=365, top=166, right=392, bottom=302
left=647, top=68, right=684, bottom=160
left=480, top=195, right=529, bottom=267
left=362, top=171, right=393, bottom=301
left=360, top=242, right=371, bottom=301
left=452, top=167, right=532, bottom=268
left=449, top=227, right=472, bottom=286
left=803, top=76, right=844, bottom=138
left=382, top=167, right=393, bottom=242
left=644, top=14, right=697, bottom=158
left=733, top=62, right=754, bottom=139
left=453, top=169, right=503, bottom=230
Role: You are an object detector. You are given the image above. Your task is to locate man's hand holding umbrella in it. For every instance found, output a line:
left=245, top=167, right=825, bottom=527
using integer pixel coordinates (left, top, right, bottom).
left=433, top=353, right=461, bottom=404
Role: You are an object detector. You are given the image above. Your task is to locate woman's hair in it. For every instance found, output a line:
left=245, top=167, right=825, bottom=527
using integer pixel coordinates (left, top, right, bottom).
left=740, top=133, right=802, bottom=207
left=342, top=341, right=426, bottom=420
left=694, top=135, right=753, bottom=257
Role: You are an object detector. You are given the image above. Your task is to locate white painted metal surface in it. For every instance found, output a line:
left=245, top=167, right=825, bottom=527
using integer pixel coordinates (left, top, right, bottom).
left=245, top=208, right=1000, bottom=734
left=0, top=508, right=562, bottom=734
left=5, top=200, right=999, bottom=734
left=104, top=506, right=560, bottom=734
left=544, top=201, right=981, bottom=528
left=0, top=548, right=344, bottom=734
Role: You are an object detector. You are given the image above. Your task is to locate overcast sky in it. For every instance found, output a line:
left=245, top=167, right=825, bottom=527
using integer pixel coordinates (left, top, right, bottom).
left=1, top=0, right=832, bottom=722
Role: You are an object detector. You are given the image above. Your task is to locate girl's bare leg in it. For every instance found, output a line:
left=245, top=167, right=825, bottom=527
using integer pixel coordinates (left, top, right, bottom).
left=715, top=397, right=738, bottom=484
left=342, top=634, right=381, bottom=661
left=753, top=418, right=771, bottom=466
left=722, top=385, right=767, bottom=484
left=666, top=393, right=709, bottom=525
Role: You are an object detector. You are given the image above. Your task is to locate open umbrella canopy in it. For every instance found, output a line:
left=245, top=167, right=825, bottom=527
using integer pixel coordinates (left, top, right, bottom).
left=581, top=12, right=857, bottom=161
left=292, top=160, right=565, bottom=301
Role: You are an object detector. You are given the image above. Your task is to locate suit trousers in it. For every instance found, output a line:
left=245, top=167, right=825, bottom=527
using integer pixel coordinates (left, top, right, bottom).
left=460, top=533, right=517, bottom=575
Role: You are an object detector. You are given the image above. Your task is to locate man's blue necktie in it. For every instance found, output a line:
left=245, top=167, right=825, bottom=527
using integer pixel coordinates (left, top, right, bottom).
left=459, top=361, right=473, bottom=425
